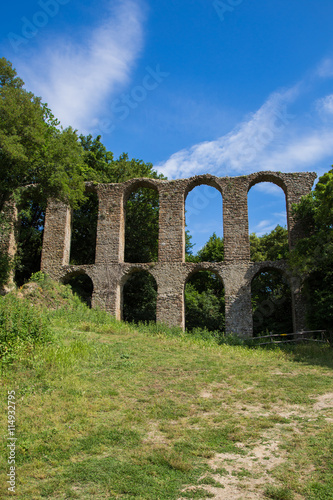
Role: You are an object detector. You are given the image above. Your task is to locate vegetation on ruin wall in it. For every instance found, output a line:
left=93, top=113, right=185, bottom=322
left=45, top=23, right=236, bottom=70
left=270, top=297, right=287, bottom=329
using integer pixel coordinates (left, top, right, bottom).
left=289, top=167, right=333, bottom=331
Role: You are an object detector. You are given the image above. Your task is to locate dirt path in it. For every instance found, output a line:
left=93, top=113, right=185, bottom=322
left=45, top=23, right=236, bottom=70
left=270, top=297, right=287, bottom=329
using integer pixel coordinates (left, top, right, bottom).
left=179, top=393, right=333, bottom=500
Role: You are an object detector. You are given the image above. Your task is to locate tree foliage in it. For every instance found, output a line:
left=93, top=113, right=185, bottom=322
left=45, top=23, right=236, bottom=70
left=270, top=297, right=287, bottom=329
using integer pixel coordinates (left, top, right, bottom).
left=0, top=58, right=85, bottom=287
left=251, top=269, right=293, bottom=335
left=0, top=58, right=85, bottom=211
left=185, top=272, right=225, bottom=332
left=185, top=234, right=225, bottom=332
left=250, top=225, right=289, bottom=261
left=289, top=167, right=333, bottom=331
left=125, top=187, right=159, bottom=263
left=123, top=271, right=157, bottom=323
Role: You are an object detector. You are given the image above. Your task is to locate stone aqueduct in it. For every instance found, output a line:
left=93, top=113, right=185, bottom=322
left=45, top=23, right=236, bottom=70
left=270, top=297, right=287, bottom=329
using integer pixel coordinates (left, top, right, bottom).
left=40, top=171, right=317, bottom=336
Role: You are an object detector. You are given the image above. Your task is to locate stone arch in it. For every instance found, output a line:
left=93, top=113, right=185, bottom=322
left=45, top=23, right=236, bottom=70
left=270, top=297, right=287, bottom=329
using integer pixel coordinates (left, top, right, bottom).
left=61, top=269, right=94, bottom=308
left=123, top=180, right=160, bottom=263
left=70, top=186, right=99, bottom=265
left=38, top=171, right=316, bottom=335
left=250, top=264, right=293, bottom=335
left=120, top=267, right=158, bottom=323
left=185, top=264, right=224, bottom=285
left=184, top=174, right=223, bottom=199
left=248, top=171, right=288, bottom=196
left=123, top=178, right=160, bottom=203
left=14, top=186, right=46, bottom=286
left=247, top=173, right=288, bottom=260
left=184, top=265, right=225, bottom=332
left=184, top=176, right=223, bottom=260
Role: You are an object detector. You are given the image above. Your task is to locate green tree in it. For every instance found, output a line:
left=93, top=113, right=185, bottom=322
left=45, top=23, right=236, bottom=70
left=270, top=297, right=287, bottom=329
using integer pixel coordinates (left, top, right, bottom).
left=0, top=58, right=85, bottom=211
left=14, top=189, right=46, bottom=285
left=185, top=278, right=224, bottom=332
left=0, top=58, right=86, bottom=287
left=249, top=225, right=292, bottom=335
left=289, top=167, right=333, bottom=331
left=185, top=234, right=225, bottom=333
left=124, top=187, right=159, bottom=263
left=123, top=271, right=157, bottom=323
left=71, top=134, right=165, bottom=265
left=250, top=225, right=289, bottom=261
left=251, top=269, right=293, bottom=335
left=197, top=233, right=224, bottom=262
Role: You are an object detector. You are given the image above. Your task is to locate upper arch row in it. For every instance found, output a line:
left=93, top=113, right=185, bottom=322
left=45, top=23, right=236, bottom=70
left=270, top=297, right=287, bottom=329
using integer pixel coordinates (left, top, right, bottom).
left=88, top=170, right=317, bottom=202
left=41, top=170, right=317, bottom=269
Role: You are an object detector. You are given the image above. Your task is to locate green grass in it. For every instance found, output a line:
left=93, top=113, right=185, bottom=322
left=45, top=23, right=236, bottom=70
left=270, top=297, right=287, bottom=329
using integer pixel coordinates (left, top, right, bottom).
left=0, top=283, right=333, bottom=499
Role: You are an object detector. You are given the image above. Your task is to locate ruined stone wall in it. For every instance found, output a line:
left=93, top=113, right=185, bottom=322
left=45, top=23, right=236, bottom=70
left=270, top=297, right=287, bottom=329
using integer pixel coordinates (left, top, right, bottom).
left=40, top=171, right=317, bottom=336
left=0, top=198, right=18, bottom=293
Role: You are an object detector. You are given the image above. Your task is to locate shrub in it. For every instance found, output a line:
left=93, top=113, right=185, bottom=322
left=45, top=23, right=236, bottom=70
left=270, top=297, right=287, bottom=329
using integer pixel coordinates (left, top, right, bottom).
left=0, top=294, right=52, bottom=365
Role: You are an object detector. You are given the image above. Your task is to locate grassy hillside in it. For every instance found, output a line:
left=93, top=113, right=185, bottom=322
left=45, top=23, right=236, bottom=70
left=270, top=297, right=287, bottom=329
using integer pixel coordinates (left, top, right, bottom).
left=0, top=278, right=333, bottom=499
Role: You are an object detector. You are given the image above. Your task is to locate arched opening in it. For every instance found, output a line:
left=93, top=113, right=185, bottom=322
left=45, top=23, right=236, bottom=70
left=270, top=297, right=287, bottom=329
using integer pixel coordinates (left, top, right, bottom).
left=15, top=188, right=46, bottom=286
left=251, top=268, right=293, bottom=336
left=185, top=269, right=225, bottom=332
left=70, top=191, right=98, bottom=265
left=122, top=270, right=157, bottom=323
left=185, top=183, right=223, bottom=261
left=248, top=181, right=288, bottom=262
left=124, top=185, right=159, bottom=263
left=63, top=273, right=94, bottom=308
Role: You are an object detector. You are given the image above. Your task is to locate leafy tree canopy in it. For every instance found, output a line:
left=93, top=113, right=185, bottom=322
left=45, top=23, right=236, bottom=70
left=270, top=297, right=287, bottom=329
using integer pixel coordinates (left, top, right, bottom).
left=289, top=167, right=333, bottom=331
left=250, top=225, right=289, bottom=262
left=79, top=134, right=165, bottom=184
left=0, top=58, right=85, bottom=210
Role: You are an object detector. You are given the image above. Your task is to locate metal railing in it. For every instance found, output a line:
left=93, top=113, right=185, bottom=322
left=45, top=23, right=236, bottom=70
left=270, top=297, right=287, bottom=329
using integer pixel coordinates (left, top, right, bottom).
left=246, top=330, right=329, bottom=347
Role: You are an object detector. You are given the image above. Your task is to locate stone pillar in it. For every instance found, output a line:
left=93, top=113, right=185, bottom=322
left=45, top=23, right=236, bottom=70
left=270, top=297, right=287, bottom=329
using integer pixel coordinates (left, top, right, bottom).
left=285, top=172, right=317, bottom=249
left=290, top=276, right=307, bottom=332
left=223, top=178, right=250, bottom=261
left=0, top=198, right=18, bottom=292
left=91, top=263, right=121, bottom=318
left=158, top=183, right=185, bottom=262
left=41, top=199, right=71, bottom=278
left=223, top=262, right=253, bottom=337
left=155, top=264, right=185, bottom=328
left=95, top=185, right=125, bottom=264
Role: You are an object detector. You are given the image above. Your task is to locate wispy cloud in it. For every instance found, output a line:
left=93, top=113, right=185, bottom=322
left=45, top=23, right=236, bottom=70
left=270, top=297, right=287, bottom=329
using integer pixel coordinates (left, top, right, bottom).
left=157, top=59, right=333, bottom=180
left=253, top=220, right=278, bottom=237
left=316, top=58, right=333, bottom=78
left=250, top=182, right=283, bottom=196
left=156, top=85, right=299, bottom=178
left=16, top=0, right=145, bottom=132
left=317, top=94, right=333, bottom=115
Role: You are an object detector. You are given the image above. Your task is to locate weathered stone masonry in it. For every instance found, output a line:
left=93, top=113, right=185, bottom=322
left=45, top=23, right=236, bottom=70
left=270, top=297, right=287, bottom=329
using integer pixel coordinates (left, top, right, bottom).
left=40, top=171, right=317, bottom=336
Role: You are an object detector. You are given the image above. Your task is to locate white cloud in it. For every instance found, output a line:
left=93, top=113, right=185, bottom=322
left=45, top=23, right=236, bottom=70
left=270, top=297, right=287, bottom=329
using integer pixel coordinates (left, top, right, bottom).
left=317, top=94, right=333, bottom=115
left=316, top=58, right=333, bottom=78
left=252, top=220, right=277, bottom=237
left=156, top=71, right=333, bottom=180
left=250, top=182, right=284, bottom=196
left=156, top=85, right=300, bottom=179
left=261, top=130, right=333, bottom=171
left=17, top=0, right=144, bottom=131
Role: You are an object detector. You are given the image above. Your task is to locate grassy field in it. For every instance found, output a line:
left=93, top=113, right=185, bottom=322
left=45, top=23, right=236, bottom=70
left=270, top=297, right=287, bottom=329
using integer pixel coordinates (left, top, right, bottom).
left=0, top=284, right=333, bottom=499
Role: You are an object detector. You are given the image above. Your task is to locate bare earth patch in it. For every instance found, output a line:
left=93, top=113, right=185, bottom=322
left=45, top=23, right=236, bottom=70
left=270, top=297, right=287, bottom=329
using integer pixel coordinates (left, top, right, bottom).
left=179, top=390, right=333, bottom=500
left=312, top=392, right=333, bottom=410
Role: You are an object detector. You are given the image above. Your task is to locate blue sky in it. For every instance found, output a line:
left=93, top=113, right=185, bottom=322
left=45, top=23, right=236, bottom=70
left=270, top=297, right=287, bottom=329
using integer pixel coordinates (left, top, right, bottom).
left=1, top=0, right=333, bottom=251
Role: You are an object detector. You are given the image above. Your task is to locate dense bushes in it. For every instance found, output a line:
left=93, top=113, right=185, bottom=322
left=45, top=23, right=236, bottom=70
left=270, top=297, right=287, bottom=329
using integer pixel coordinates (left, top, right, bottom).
left=0, top=293, right=52, bottom=364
